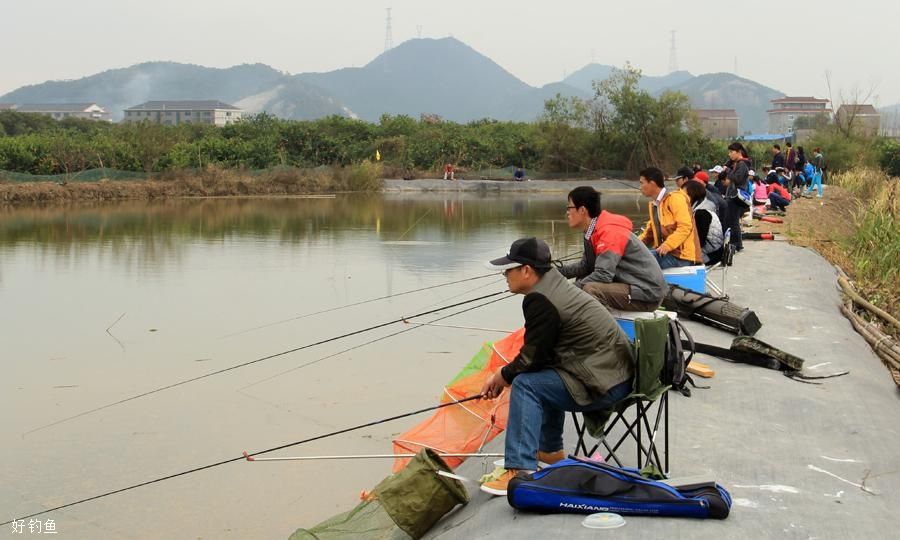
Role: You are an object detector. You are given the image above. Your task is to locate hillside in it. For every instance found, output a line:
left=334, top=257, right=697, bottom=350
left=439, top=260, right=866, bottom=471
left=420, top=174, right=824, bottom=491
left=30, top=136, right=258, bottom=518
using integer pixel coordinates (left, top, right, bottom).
left=1, top=40, right=786, bottom=129
left=295, top=38, right=581, bottom=122
left=0, top=63, right=295, bottom=121
left=663, top=73, right=784, bottom=134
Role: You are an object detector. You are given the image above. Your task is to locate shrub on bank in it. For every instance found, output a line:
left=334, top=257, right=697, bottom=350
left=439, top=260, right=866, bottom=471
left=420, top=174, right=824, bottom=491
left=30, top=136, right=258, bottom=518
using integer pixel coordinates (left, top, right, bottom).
left=830, top=168, right=900, bottom=303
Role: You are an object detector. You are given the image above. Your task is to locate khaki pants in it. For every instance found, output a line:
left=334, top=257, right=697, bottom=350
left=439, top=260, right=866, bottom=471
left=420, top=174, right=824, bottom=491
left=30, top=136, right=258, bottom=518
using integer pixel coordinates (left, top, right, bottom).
left=581, top=282, right=661, bottom=312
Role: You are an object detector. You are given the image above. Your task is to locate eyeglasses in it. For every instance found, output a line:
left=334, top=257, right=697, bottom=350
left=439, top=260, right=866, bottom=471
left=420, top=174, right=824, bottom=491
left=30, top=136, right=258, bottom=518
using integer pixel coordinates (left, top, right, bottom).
left=565, top=205, right=577, bottom=212
left=502, top=267, right=522, bottom=277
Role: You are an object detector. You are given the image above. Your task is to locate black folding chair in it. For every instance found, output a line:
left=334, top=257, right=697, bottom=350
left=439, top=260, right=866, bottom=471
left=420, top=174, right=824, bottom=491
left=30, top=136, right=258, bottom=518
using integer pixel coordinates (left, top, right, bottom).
left=571, top=314, right=671, bottom=475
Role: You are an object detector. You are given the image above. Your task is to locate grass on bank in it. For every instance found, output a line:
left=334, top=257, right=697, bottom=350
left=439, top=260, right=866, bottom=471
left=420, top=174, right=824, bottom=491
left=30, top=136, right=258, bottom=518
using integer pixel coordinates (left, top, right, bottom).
left=828, top=168, right=899, bottom=311
left=0, top=162, right=384, bottom=204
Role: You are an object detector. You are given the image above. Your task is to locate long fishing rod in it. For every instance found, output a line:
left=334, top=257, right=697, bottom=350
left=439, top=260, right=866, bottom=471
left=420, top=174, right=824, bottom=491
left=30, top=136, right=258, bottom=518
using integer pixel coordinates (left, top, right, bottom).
left=222, top=272, right=498, bottom=338
left=2, top=394, right=485, bottom=526
left=239, top=290, right=514, bottom=391
left=25, top=291, right=507, bottom=436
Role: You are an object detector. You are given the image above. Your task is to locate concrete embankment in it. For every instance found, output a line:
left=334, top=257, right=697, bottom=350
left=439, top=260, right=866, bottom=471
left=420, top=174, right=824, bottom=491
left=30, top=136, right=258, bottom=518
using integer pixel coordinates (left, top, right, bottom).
left=427, top=239, right=900, bottom=539
left=383, top=178, right=641, bottom=193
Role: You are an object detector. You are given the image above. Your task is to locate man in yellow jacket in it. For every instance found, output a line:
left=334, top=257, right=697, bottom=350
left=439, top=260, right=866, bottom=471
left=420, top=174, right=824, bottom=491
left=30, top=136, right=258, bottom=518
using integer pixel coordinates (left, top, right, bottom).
left=637, top=166, right=703, bottom=269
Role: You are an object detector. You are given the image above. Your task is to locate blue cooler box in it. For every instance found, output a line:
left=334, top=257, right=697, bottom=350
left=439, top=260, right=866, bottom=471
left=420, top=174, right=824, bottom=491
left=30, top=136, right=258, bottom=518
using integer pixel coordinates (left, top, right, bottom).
left=662, top=265, right=707, bottom=294
left=610, top=310, right=677, bottom=342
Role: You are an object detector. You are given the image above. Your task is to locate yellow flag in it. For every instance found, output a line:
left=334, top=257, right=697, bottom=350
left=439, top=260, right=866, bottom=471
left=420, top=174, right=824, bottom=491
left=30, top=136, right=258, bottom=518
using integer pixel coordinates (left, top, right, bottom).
left=375, top=150, right=381, bottom=161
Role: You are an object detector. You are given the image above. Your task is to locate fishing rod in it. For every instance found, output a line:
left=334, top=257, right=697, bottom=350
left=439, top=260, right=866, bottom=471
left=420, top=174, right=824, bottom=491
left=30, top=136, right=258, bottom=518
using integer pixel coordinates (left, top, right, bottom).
left=225, top=240, right=584, bottom=339
left=238, top=290, right=515, bottom=391
left=2, top=394, right=485, bottom=526
left=25, top=291, right=508, bottom=436
left=243, top=452, right=503, bottom=462
left=222, top=271, right=498, bottom=338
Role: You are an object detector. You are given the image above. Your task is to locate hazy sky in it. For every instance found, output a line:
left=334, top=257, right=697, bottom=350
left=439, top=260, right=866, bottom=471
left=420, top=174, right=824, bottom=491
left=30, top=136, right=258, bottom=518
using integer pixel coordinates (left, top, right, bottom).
left=3, top=0, right=897, bottom=106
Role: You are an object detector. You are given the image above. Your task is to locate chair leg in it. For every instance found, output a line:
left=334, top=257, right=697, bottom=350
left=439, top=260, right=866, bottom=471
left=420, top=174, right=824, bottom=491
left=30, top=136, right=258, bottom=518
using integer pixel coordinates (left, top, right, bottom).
left=571, top=412, right=590, bottom=456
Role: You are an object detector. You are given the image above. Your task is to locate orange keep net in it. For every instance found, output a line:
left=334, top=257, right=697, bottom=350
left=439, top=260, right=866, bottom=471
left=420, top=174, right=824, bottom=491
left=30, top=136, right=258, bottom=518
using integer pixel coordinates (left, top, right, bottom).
left=391, top=328, right=524, bottom=472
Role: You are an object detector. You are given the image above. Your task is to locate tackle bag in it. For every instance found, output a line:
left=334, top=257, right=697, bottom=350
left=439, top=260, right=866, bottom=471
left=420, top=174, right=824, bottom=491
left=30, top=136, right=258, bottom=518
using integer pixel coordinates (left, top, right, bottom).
left=662, top=285, right=762, bottom=336
left=508, top=457, right=731, bottom=519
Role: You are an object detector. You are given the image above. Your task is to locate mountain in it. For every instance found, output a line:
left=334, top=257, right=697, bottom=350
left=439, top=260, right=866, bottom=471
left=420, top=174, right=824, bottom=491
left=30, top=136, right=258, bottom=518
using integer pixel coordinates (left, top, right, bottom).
left=562, top=64, right=616, bottom=95
left=879, top=103, right=900, bottom=132
left=235, top=80, right=356, bottom=120
left=640, top=70, right=694, bottom=94
left=662, top=73, right=783, bottom=133
left=562, top=65, right=782, bottom=133
left=1, top=39, right=784, bottom=129
left=295, top=38, right=582, bottom=122
left=0, top=62, right=348, bottom=121
left=562, top=65, right=694, bottom=95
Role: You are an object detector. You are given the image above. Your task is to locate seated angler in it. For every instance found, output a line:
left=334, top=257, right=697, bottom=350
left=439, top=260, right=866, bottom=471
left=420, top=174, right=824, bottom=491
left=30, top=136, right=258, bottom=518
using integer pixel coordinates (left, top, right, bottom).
left=637, top=167, right=704, bottom=269
left=480, top=237, right=635, bottom=496
left=559, top=186, right=667, bottom=312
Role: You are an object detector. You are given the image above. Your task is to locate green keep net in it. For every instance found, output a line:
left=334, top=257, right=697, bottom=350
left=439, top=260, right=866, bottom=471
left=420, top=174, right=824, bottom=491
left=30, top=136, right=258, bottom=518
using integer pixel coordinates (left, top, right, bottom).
left=289, top=449, right=469, bottom=540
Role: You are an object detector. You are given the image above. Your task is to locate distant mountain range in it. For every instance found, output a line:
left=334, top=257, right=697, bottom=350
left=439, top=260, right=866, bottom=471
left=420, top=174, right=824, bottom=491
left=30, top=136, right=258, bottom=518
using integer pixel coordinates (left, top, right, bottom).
left=1, top=37, right=788, bottom=132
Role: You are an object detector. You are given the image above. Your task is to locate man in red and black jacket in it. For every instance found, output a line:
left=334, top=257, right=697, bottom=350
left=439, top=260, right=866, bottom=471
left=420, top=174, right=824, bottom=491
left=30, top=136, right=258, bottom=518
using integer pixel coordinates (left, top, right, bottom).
left=559, top=186, right=667, bottom=312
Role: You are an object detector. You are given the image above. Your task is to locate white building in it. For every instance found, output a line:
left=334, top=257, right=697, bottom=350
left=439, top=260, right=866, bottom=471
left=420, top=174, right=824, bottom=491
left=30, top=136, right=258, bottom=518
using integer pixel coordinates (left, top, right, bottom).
left=123, top=100, right=243, bottom=126
left=15, top=103, right=111, bottom=121
left=767, top=97, right=831, bottom=134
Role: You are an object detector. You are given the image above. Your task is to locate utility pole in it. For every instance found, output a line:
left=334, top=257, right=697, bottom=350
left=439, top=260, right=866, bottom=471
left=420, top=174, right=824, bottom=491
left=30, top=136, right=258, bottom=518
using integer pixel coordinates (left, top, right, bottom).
left=668, top=30, right=678, bottom=73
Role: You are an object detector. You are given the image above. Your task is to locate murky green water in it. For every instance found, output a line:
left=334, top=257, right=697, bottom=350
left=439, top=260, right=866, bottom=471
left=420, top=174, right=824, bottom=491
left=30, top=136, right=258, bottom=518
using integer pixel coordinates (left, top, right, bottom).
left=0, top=192, right=645, bottom=538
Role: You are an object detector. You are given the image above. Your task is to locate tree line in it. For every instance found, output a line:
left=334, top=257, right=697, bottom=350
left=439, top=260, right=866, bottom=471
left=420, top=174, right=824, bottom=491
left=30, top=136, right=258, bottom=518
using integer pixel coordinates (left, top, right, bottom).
left=1, top=66, right=897, bottom=178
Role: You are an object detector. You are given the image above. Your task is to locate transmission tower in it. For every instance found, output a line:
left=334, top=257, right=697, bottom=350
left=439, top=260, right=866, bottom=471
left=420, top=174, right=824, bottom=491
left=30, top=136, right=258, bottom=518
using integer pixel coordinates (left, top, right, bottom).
left=668, top=30, right=678, bottom=73
left=384, top=8, right=394, bottom=52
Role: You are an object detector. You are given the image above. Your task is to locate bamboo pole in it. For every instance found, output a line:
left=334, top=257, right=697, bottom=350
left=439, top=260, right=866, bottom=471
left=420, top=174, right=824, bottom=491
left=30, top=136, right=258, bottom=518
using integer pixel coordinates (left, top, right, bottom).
left=838, top=276, right=900, bottom=331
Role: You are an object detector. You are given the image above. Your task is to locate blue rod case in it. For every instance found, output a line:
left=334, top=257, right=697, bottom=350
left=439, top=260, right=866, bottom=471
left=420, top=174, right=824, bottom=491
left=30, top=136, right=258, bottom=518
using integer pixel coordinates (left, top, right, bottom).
left=507, top=457, right=731, bottom=519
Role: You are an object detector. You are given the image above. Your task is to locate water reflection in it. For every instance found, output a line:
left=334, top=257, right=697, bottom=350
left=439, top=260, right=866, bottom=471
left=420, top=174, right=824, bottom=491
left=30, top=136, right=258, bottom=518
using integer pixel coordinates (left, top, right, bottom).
left=0, top=192, right=646, bottom=265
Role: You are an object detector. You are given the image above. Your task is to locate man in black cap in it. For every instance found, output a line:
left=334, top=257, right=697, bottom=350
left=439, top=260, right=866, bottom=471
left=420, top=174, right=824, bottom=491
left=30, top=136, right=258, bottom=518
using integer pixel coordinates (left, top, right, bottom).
left=672, top=166, right=695, bottom=191
left=479, top=237, right=634, bottom=496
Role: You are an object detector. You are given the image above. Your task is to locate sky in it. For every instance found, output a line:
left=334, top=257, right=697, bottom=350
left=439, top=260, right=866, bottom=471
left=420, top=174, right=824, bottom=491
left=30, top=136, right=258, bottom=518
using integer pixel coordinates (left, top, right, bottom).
left=2, top=0, right=898, bottom=107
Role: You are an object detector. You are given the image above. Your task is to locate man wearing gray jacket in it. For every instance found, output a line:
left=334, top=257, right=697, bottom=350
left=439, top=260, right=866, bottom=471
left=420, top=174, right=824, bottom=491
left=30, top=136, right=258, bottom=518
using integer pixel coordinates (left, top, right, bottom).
left=479, top=237, right=634, bottom=496
left=559, top=186, right=667, bottom=312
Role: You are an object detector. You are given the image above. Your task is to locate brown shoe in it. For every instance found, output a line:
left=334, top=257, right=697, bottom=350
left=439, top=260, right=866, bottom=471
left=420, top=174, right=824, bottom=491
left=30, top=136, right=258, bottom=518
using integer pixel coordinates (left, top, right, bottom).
left=537, top=450, right=566, bottom=466
left=480, top=469, right=520, bottom=496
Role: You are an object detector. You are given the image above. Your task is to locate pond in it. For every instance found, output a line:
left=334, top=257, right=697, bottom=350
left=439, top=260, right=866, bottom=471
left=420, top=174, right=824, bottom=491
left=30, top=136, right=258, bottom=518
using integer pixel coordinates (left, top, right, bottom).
left=0, top=191, right=646, bottom=538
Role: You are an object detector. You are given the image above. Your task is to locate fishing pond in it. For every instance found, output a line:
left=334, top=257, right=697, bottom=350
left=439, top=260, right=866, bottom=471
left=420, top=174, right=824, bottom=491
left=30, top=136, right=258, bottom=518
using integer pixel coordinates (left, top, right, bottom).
left=0, top=191, right=646, bottom=538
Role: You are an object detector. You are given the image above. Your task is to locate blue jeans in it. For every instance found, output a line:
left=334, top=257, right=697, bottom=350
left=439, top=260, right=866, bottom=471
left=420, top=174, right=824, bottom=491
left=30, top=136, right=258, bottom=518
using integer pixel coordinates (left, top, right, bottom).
left=807, top=171, right=823, bottom=197
left=504, top=370, right=632, bottom=470
left=650, top=249, right=696, bottom=269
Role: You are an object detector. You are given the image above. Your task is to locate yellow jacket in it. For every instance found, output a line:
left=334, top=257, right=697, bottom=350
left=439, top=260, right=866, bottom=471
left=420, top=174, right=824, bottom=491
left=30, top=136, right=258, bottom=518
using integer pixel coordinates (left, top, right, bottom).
left=639, top=189, right=703, bottom=263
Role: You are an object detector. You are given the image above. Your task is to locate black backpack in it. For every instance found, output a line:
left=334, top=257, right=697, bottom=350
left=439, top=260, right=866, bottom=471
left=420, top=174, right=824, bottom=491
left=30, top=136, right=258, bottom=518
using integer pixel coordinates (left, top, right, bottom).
left=664, top=318, right=697, bottom=396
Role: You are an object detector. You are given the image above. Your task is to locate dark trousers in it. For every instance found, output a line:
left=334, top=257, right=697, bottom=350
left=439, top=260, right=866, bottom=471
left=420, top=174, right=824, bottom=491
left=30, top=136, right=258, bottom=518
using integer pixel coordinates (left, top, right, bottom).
left=725, top=198, right=747, bottom=250
left=768, top=192, right=791, bottom=211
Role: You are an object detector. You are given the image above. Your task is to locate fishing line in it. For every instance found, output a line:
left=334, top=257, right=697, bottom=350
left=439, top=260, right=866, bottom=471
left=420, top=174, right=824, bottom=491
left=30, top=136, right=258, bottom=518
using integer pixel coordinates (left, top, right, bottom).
left=2, top=395, right=485, bottom=526
left=221, top=272, right=498, bottom=338
left=238, top=292, right=514, bottom=391
left=25, top=291, right=507, bottom=436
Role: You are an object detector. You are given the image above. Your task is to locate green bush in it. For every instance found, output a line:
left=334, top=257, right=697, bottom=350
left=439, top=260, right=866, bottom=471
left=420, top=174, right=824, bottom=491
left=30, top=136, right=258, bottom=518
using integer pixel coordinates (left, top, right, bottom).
left=877, top=139, right=900, bottom=177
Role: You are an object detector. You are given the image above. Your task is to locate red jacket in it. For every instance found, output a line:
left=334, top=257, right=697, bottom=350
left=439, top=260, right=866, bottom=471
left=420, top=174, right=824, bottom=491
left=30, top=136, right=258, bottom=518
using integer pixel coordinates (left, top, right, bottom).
left=767, top=183, right=791, bottom=201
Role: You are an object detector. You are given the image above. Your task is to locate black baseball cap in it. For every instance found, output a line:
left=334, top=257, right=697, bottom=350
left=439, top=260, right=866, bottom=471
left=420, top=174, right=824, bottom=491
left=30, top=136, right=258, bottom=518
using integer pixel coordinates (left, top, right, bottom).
left=486, top=237, right=552, bottom=271
left=672, top=166, right=695, bottom=180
